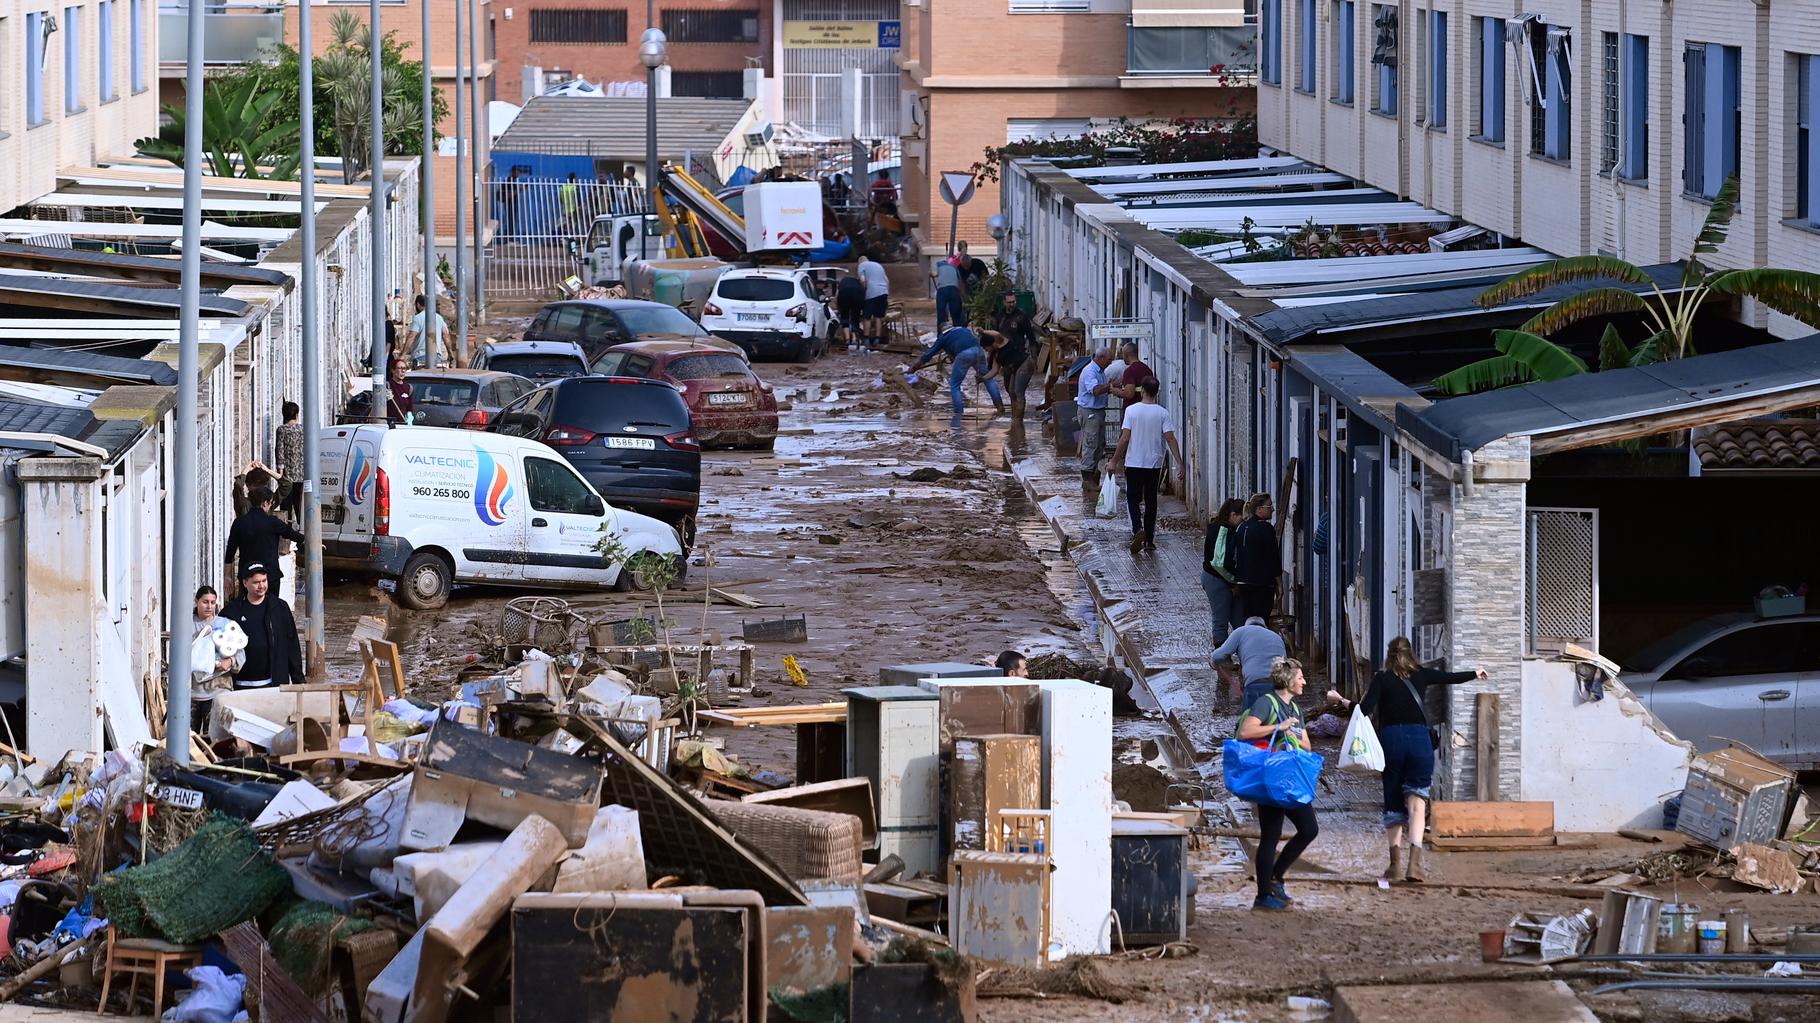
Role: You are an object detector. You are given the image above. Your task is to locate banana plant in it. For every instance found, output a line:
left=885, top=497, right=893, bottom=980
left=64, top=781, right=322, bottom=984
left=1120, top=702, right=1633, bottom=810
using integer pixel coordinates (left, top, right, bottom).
left=134, top=75, right=301, bottom=180
left=1433, top=177, right=1820, bottom=395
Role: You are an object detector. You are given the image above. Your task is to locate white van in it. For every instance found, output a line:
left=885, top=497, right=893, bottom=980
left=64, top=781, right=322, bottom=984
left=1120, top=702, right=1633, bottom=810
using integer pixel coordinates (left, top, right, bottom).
left=319, top=425, right=684, bottom=609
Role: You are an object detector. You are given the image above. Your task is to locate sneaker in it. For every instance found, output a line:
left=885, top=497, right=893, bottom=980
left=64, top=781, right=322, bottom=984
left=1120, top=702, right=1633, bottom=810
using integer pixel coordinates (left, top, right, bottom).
left=1272, top=879, right=1293, bottom=904
left=1251, top=893, right=1291, bottom=912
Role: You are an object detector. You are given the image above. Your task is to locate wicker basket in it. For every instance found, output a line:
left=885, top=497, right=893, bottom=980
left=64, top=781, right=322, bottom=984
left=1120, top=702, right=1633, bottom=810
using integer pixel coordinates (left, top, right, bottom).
left=706, top=800, right=864, bottom=886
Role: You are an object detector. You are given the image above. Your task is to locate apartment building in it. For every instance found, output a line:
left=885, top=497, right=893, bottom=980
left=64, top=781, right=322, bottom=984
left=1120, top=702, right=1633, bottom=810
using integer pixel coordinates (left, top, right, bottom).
left=900, top=0, right=1256, bottom=253
left=0, top=0, right=162, bottom=213
left=496, top=1, right=771, bottom=101
left=1256, top=0, right=1820, bottom=337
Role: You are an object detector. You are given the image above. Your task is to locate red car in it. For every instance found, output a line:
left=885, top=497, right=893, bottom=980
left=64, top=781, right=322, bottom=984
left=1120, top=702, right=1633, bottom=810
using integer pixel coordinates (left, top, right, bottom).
left=590, top=340, right=779, bottom=450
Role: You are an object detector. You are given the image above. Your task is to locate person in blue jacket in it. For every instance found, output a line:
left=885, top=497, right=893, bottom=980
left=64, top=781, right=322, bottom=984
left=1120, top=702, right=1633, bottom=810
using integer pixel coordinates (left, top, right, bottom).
left=909, top=326, right=1004, bottom=414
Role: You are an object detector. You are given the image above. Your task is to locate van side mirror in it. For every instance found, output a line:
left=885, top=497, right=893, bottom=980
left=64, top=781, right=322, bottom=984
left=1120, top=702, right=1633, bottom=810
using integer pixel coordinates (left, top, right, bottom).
left=584, top=494, right=605, bottom=517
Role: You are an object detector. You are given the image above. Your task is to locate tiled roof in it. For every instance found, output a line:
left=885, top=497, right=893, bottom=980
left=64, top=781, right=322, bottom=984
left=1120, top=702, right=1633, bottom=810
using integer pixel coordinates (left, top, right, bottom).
left=1694, top=419, right=1820, bottom=472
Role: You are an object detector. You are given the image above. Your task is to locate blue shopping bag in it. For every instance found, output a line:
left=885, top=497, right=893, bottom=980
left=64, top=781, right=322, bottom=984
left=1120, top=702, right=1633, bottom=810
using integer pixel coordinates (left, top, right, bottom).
left=1222, top=738, right=1323, bottom=807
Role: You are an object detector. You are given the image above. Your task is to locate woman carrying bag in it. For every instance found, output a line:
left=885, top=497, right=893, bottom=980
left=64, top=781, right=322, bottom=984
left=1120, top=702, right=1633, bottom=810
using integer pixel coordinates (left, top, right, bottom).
left=1201, top=498, right=1246, bottom=644
left=1333, top=637, right=1488, bottom=883
left=1233, top=658, right=1321, bottom=911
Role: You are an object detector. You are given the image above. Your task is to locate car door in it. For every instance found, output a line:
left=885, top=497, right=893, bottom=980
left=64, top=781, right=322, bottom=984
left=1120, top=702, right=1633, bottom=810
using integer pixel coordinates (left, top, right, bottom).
left=800, top=276, right=829, bottom=338
left=577, top=309, right=626, bottom=361
left=1648, top=621, right=1810, bottom=757
left=519, top=453, right=613, bottom=585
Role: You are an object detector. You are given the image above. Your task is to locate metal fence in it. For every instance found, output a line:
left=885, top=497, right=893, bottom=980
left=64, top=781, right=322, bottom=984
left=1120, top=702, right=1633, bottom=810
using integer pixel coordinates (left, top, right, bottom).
left=483, top=178, right=649, bottom=300
left=1526, top=507, right=1600, bottom=654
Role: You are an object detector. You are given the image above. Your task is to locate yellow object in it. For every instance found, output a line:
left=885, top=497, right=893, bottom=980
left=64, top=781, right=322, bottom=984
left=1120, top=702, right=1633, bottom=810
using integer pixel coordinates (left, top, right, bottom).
left=782, top=655, right=808, bottom=688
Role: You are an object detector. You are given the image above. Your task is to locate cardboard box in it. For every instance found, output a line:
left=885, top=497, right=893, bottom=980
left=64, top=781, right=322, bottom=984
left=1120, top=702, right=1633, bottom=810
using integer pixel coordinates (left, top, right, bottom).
left=404, top=718, right=603, bottom=850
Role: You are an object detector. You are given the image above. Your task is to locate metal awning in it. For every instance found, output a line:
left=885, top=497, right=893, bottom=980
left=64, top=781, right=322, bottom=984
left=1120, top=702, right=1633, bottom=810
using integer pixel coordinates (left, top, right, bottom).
left=0, top=241, right=291, bottom=288
left=30, top=192, right=326, bottom=215
left=1129, top=202, right=1457, bottom=231
left=1221, top=247, right=1547, bottom=288
left=1066, top=155, right=1309, bottom=180
left=0, top=220, right=293, bottom=244
left=0, top=274, right=248, bottom=317
left=0, top=346, right=178, bottom=386
left=1094, top=171, right=1351, bottom=198
left=1286, top=345, right=1429, bottom=433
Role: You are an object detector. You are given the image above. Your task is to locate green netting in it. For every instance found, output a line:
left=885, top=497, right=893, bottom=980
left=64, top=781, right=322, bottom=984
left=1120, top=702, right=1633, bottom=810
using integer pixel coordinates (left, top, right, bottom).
left=95, top=815, right=290, bottom=944
left=769, top=983, right=849, bottom=1023
left=267, top=900, right=378, bottom=997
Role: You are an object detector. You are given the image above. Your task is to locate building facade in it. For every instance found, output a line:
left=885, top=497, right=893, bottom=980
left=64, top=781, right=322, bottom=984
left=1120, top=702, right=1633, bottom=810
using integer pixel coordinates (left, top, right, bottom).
left=0, top=0, right=163, bottom=213
left=496, top=0, right=771, bottom=101
left=1256, top=0, right=1820, bottom=337
left=898, top=0, right=1255, bottom=253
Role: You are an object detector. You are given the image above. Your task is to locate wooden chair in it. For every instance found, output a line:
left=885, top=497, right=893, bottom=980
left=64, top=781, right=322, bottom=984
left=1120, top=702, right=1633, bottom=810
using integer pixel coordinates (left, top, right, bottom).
left=97, top=927, right=204, bottom=1016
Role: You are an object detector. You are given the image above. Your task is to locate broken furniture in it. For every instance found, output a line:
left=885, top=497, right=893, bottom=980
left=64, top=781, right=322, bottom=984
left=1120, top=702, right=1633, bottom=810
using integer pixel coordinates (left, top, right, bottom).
left=1110, top=817, right=1190, bottom=946
left=914, top=676, right=1043, bottom=863
left=742, top=776, right=879, bottom=849
left=1676, top=745, right=1796, bottom=849
left=949, top=850, right=1048, bottom=967
left=707, top=799, right=866, bottom=886
left=764, top=905, right=855, bottom=998
left=737, top=613, right=808, bottom=643
left=850, top=961, right=975, bottom=1023
left=403, top=717, right=603, bottom=849
left=1503, top=908, right=1598, bottom=964
left=845, top=686, right=941, bottom=875
left=700, top=702, right=849, bottom=786
left=877, top=662, right=1002, bottom=688
left=97, top=928, right=204, bottom=1017
left=948, top=734, right=1040, bottom=853
left=1594, top=889, right=1664, bottom=955
left=1036, top=679, right=1114, bottom=957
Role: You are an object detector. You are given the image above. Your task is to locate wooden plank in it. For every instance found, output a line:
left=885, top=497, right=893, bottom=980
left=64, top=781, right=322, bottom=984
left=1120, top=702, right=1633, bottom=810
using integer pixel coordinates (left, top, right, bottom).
left=710, top=587, right=770, bottom=609
left=1475, top=693, right=1500, bottom=802
left=1428, top=835, right=1559, bottom=851
left=699, top=704, right=847, bottom=727
left=1430, top=800, right=1554, bottom=838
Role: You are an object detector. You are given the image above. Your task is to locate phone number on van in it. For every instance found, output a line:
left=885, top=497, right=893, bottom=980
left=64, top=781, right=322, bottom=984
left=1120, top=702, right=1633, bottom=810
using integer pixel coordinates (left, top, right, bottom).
left=413, top=486, right=472, bottom=500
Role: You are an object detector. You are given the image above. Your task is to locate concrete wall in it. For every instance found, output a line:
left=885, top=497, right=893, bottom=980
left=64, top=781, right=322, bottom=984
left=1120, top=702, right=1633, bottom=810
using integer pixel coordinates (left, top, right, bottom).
left=1520, top=658, right=1692, bottom=832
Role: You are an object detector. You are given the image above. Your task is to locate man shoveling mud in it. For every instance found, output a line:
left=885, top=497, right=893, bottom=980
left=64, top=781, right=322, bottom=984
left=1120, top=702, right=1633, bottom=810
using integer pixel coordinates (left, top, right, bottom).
left=909, top=325, right=1005, bottom=414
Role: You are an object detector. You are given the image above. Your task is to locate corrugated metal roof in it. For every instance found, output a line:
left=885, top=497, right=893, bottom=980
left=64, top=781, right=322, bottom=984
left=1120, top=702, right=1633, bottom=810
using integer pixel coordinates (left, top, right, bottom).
left=0, top=273, right=247, bottom=316
left=495, top=97, right=753, bottom=161
left=0, top=397, right=92, bottom=438
left=0, top=346, right=179, bottom=385
left=0, top=241, right=291, bottom=288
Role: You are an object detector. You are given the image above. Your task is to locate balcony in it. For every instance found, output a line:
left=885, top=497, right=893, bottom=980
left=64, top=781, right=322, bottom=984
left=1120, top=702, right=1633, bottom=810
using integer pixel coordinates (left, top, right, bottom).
left=1125, top=24, right=1257, bottom=84
left=159, top=4, right=285, bottom=70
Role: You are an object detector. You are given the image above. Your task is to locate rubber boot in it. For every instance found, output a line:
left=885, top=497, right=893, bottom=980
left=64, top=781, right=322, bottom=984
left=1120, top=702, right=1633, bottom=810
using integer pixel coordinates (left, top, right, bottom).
left=1405, top=844, right=1427, bottom=883
left=1385, top=845, right=1406, bottom=883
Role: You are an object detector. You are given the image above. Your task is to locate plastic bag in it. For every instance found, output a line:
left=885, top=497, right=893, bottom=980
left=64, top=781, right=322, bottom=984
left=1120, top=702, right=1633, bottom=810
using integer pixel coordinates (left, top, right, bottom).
left=1338, top=705, right=1385, bottom=773
left=1222, top=738, right=1322, bottom=807
left=1095, top=472, right=1121, bottom=518
left=163, top=966, right=246, bottom=1023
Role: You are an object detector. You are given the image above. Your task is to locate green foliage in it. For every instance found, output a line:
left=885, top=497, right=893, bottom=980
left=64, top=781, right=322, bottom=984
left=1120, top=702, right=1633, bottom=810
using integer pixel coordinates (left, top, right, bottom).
left=1172, top=229, right=1236, bottom=249
left=963, top=257, right=1015, bottom=328
left=1431, top=330, right=1587, bottom=396
left=972, top=115, right=1259, bottom=184
left=134, top=75, right=301, bottom=179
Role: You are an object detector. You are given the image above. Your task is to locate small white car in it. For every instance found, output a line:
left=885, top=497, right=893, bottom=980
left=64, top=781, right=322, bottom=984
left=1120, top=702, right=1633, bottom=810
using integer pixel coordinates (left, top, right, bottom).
left=318, top=425, right=684, bottom=609
left=699, top=267, right=831, bottom=362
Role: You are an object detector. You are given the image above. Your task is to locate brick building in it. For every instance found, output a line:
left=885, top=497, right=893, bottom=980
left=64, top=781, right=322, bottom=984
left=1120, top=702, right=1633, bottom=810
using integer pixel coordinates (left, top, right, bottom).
left=1, top=0, right=162, bottom=213
left=898, top=0, right=1255, bottom=255
left=495, top=1, right=771, bottom=101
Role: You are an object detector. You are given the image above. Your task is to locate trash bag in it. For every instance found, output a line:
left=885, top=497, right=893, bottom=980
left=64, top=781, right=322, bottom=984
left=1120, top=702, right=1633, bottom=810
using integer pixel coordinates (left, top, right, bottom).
left=1338, top=705, right=1385, bottom=773
left=163, top=965, right=246, bottom=1023
left=1221, top=738, right=1322, bottom=808
left=1095, top=472, right=1121, bottom=518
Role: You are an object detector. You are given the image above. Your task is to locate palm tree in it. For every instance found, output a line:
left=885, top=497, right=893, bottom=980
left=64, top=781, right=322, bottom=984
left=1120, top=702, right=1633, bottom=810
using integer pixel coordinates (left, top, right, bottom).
left=134, top=76, right=301, bottom=180
left=1432, top=177, right=1820, bottom=395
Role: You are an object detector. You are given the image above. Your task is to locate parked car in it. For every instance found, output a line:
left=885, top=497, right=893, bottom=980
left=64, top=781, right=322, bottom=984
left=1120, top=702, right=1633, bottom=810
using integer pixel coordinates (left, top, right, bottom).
left=592, top=341, right=779, bottom=450
left=1623, top=611, right=1820, bottom=768
left=405, top=369, right=536, bottom=429
left=317, top=425, right=683, bottom=609
left=522, top=298, right=744, bottom=363
left=698, top=267, right=831, bottom=362
left=489, top=376, right=701, bottom=546
left=471, top=340, right=590, bottom=381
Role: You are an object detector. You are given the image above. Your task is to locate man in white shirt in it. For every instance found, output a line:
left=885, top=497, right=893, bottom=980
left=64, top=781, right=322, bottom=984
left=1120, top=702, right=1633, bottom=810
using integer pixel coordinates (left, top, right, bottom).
left=407, top=295, right=450, bottom=367
left=857, top=255, right=890, bottom=348
left=1109, top=374, right=1184, bottom=553
left=1076, top=347, right=1114, bottom=489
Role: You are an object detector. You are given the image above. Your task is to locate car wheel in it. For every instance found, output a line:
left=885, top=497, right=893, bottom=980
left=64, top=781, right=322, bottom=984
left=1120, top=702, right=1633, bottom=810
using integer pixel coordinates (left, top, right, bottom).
left=795, top=337, right=816, bottom=364
left=397, top=551, right=453, bottom=610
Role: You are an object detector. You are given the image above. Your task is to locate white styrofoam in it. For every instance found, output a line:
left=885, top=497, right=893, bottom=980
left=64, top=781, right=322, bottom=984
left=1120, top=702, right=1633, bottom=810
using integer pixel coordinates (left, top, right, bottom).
left=1038, top=679, right=1113, bottom=957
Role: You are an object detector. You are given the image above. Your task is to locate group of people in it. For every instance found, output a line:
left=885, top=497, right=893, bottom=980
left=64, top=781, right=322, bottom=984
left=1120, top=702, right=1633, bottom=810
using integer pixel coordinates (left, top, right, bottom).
left=835, top=255, right=893, bottom=350
left=1075, top=341, right=1184, bottom=554
left=907, top=289, right=1042, bottom=416
left=930, top=240, right=989, bottom=334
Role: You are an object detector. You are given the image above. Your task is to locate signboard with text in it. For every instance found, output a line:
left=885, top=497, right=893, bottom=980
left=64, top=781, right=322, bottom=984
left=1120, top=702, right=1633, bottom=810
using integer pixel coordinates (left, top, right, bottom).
left=783, top=20, right=901, bottom=49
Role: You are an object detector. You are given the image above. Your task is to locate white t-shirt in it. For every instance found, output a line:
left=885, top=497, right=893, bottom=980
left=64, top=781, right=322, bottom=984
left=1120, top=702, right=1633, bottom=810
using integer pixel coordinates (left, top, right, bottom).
left=858, top=261, right=889, bottom=299
left=1121, top=401, right=1175, bottom=469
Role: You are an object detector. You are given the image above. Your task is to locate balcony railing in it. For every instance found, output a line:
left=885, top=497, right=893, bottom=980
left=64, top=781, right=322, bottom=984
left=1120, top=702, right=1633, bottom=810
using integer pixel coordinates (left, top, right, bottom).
left=158, top=4, right=285, bottom=68
left=1127, top=24, right=1257, bottom=78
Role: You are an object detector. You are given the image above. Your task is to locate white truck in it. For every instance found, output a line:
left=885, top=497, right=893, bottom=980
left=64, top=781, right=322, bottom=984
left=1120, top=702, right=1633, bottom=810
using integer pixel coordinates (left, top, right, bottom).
left=577, top=173, right=826, bottom=294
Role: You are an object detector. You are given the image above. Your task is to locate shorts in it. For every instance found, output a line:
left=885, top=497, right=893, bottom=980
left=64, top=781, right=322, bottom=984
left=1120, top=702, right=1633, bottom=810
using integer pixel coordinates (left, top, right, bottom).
left=862, top=295, right=888, bottom=319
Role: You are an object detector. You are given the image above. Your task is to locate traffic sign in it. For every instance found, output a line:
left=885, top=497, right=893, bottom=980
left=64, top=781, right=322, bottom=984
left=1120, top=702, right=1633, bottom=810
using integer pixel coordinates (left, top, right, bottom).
left=939, top=172, right=977, bottom=207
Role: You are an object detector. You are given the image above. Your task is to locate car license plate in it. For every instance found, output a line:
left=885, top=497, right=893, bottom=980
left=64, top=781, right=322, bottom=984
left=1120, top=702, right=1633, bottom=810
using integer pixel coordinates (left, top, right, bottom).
left=606, top=436, right=657, bottom=450
left=736, top=312, right=770, bottom=322
left=149, top=783, right=205, bottom=810
left=707, top=392, right=749, bottom=406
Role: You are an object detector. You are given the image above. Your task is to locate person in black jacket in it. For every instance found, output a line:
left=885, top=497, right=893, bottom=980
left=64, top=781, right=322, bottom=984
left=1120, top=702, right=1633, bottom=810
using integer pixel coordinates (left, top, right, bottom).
left=225, top=486, right=306, bottom=600
left=1232, top=492, right=1280, bottom=622
left=1335, top=637, right=1488, bottom=883
left=221, top=563, right=303, bottom=689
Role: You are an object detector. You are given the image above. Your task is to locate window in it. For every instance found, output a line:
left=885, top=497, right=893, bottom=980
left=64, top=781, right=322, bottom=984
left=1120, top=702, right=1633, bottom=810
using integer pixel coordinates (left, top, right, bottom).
left=1370, top=4, right=1397, bottom=115
left=528, top=8, right=627, bottom=44
left=64, top=5, right=81, bottom=114
left=1427, top=9, right=1447, bottom=127
left=1332, top=1, right=1355, bottom=103
left=1684, top=43, right=1741, bottom=199
left=1129, top=27, right=1251, bottom=75
left=1527, top=24, right=1570, bottom=159
left=1260, top=0, right=1282, bottom=85
left=1799, top=54, right=1820, bottom=224
left=1297, top=0, right=1315, bottom=93
left=1619, top=34, right=1648, bottom=179
left=1474, top=15, right=1505, bottom=142
left=1666, top=622, right=1820, bottom=680
left=130, top=0, right=143, bottom=93
left=27, top=11, right=45, bottom=126
left=1007, top=118, right=1091, bottom=144
left=99, top=0, right=114, bottom=103
left=660, top=8, right=759, bottom=43
left=670, top=70, right=746, bottom=98
left=525, top=457, right=599, bottom=516
left=1009, top=0, right=1091, bottom=10
left=1601, top=33, right=1619, bottom=172
left=716, top=277, right=795, bottom=302
left=666, top=353, right=749, bottom=380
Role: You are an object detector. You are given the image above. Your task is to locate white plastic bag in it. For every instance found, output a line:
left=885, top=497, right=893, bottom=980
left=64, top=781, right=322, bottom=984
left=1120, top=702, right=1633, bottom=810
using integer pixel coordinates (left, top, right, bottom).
left=163, top=966, right=246, bottom=1023
left=1338, top=705, right=1385, bottom=773
left=1095, top=471, right=1121, bottom=518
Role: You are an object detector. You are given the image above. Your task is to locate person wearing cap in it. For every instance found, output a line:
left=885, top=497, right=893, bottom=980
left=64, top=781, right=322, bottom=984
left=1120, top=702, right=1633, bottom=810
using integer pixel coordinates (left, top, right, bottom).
left=221, top=563, right=302, bottom=689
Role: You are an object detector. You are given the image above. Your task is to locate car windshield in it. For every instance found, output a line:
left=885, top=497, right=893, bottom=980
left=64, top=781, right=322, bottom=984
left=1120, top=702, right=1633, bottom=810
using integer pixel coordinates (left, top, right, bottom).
left=715, top=277, right=796, bottom=303
left=488, top=354, right=586, bottom=379
left=666, top=354, right=751, bottom=380
left=617, top=305, right=708, bottom=337
left=1624, top=616, right=1752, bottom=674
left=409, top=379, right=479, bottom=406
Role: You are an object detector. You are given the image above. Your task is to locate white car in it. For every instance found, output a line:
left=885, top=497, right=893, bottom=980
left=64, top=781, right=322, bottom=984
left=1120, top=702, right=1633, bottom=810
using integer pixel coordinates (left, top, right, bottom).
left=699, top=267, right=831, bottom=362
left=318, top=425, right=683, bottom=609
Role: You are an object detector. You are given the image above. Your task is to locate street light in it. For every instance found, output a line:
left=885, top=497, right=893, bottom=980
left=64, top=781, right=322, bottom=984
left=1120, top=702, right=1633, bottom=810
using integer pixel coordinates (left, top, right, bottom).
left=639, top=24, right=668, bottom=260
left=987, top=214, right=1008, bottom=241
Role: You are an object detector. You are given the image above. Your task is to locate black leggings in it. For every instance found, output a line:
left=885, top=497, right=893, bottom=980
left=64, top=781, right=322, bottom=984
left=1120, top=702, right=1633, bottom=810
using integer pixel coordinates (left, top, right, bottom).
left=1125, top=466, right=1161, bottom=540
left=1255, top=802, right=1320, bottom=899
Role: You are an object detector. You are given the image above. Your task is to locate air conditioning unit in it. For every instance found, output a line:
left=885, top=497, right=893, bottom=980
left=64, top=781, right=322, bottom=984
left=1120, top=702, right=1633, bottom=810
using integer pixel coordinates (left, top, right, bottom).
left=744, top=122, right=774, bottom=149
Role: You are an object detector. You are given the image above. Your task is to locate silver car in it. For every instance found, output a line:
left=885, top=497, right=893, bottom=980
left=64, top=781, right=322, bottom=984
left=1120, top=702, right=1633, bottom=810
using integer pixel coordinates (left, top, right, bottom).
left=1625, top=612, right=1820, bottom=768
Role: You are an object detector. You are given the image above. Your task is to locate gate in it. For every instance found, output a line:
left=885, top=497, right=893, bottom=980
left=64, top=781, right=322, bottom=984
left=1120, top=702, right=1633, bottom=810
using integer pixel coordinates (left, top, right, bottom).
left=484, top=178, right=649, bottom=301
left=1525, top=507, right=1599, bottom=654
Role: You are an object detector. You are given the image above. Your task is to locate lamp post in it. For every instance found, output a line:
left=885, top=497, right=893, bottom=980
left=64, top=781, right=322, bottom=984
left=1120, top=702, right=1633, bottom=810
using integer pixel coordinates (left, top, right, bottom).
left=419, top=0, right=436, bottom=368
left=300, top=0, right=325, bottom=678
left=452, top=0, right=468, bottom=364
left=639, top=23, right=668, bottom=260
left=368, top=0, right=387, bottom=421
left=167, top=0, right=207, bottom=758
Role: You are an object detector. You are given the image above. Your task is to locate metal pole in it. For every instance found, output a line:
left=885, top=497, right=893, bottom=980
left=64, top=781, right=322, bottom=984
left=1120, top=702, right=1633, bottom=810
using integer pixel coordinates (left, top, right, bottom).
left=369, top=0, right=388, bottom=421
left=300, top=0, right=325, bottom=679
left=166, top=0, right=206, bottom=759
left=419, top=0, right=436, bottom=369
left=452, top=0, right=468, bottom=364
left=468, top=0, right=485, bottom=323
left=644, top=0, right=657, bottom=260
